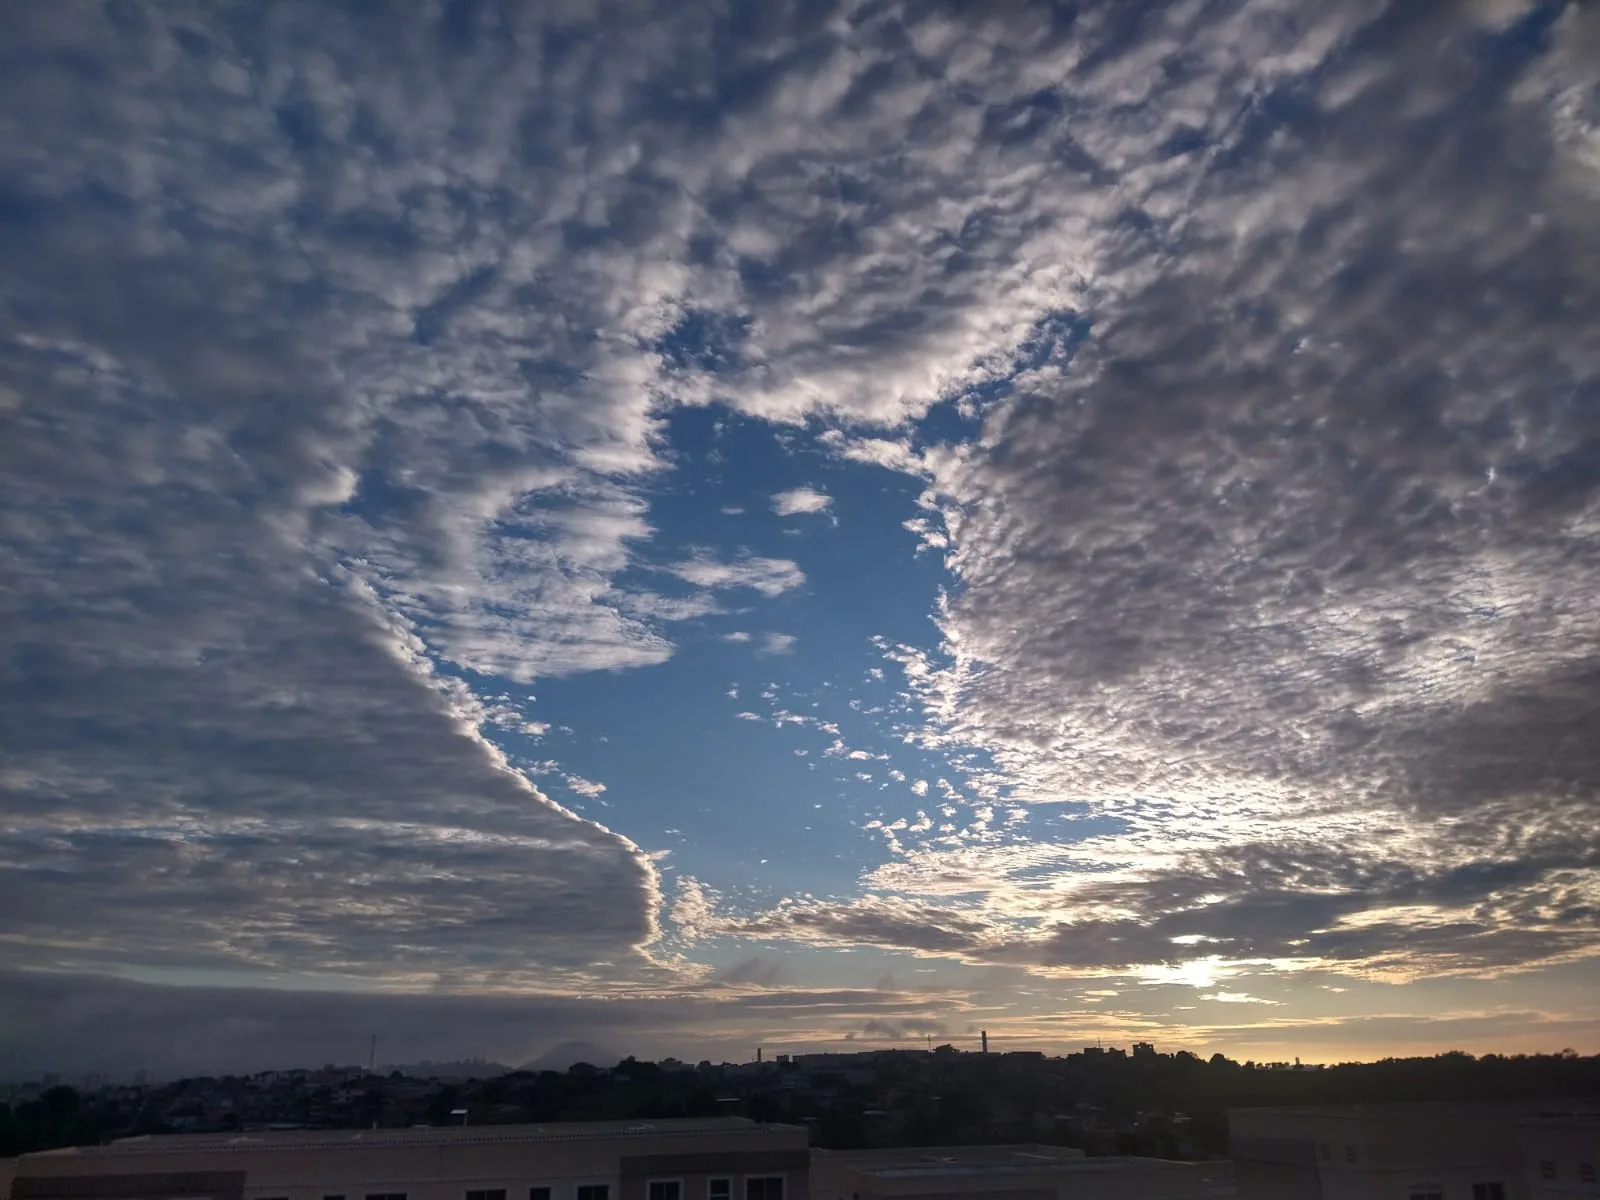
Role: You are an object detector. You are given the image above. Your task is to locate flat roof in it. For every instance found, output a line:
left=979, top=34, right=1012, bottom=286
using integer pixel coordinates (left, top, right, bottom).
left=815, top=1145, right=1083, bottom=1165
left=1518, top=1108, right=1600, bottom=1126
left=1229, top=1101, right=1600, bottom=1119
left=839, top=1155, right=1194, bottom=1180
left=25, top=1118, right=804, bottom=1159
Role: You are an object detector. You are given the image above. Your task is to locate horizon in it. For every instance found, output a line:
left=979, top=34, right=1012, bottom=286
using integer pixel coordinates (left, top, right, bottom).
left=2, top=0, right=1599, bottom=1079
left=10, top=1041, right=1597, bottom=1092
left=2, top=966, right=1595, bottom=1082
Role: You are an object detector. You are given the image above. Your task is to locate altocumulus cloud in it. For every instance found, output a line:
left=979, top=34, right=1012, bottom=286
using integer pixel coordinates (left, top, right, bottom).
left=785, top=0, right=1600, bottom=983
left=0, top=0, right=1597, bottom=1021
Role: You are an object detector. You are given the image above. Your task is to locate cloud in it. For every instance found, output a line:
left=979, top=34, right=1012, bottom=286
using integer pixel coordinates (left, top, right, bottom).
left=760, top=633, right=798, bottom=655
left=669, top=554, right=806, bottom=597
left=860, top=1017, right=949, bottom=1041
left=770, top=487, right=834, bottom=517
left=0, top=968, right=978, bottom=1078
left=820, top=432, right=923, bottom=476
left=720, top=631, right=754, bottom=643
left=2, top=0, right=1597, bottom=1023
left=669, top=877, right=725, bottom=948
left=823, top=0, right=1600, bottom=983
left=721, top=895, right=999, bottom=957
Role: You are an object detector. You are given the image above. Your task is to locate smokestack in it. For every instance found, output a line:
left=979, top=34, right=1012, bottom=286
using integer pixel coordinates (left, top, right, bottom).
left=757, top=1047, right=762, bottom=1064
left=981, top=1030, right=988, bottom=1054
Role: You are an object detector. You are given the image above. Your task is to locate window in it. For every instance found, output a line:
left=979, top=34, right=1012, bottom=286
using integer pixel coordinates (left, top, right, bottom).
left=1580, top=1163, right=1597, bottom=1185
left=745, top=1179, right=784, bottom=1200
left=648, top=1184, right=681, bottom=1200
left=1472, top=1184, right=1506, bottom=1200
left=1319, top=1144, right=1331, bottom=1161
left=530, top=1190, right=552, bottom=1200
left=467, top=1191, right=507, bottom=1200
left=708, top=1181, right=730, bottom=1200
left=1345, top=1146, right=1357, bottom=1164
left=1409, top=1193, right=1443, bottom=1200
left=577, top=1188, right=610, bottom=1200
left=1540, top=1161, right=1558, bottom=1181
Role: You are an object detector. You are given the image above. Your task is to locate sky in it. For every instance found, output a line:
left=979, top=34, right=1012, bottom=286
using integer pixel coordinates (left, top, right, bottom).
left=2, top=0, right=1599, bottom=1079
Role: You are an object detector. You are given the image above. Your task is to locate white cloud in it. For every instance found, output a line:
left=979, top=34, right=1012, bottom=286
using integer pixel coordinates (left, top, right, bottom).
left=720, top=631, right=753, bottom=643
left=760, top=633, right=798, bottom=655
left=770, top=487, right=833, bottom=517
left=669, top=554, right=805, bottom=597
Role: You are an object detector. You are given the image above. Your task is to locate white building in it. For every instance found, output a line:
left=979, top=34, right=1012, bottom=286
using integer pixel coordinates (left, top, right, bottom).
left=810, top=1144, right=1202, bottom=1200
left=6, top=1118, right=809, bottom=1200
left=1229, top=1102, right=1600, bottom=1200
left=1518, top=1107, right=1600, bottom=1200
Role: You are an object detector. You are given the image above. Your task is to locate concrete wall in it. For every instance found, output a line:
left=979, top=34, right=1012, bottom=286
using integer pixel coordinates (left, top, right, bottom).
left=1232, top=1160, right=1321, bottom=1200
left=619, top=1148, right=808, bottom=1200
left=11, top=1128, right=808, bottom=1200
left=1231, top=1108, right=1534, bottom=1200
left=1519, top=1121, right=1600, bottom=1200
left=811, top=1159, right=1199, bottom=1200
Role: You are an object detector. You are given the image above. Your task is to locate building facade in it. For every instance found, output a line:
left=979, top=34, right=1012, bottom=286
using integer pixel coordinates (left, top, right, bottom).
left=7, top=1118, right=809, bottom=1200
left=1518, top=1108, right=1600, bottom=1200
left=810, top=1145, right=1201, bottom=1200
left=1229, top=1103, right=1600, bottom=1200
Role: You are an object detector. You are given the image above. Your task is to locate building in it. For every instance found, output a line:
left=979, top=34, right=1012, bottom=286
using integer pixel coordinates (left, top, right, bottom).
left=810, top=1145, right=1201, bottom=1200
left=6, top=1118, right=809, bottom=1200
left=1518, top=1107, right=1600, bottom=1200
left=1229, top=1102, right=1600, bottom=1200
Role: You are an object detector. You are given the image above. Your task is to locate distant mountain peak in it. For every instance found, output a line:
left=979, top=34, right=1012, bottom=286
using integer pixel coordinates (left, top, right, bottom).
left=522, top=1041, right=619, bottom=1072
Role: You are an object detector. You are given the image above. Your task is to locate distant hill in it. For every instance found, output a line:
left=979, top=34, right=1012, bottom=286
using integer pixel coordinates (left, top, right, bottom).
left=521, top=1041, right=618, bottom=1072
left=381, top=1059, right=514, bottom=1080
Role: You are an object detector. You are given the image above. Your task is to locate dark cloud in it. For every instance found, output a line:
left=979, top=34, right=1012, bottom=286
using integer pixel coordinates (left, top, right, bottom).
left=859, top=1017, right=949, bottom=1042
left=0, top=971, right=969, bottom=1078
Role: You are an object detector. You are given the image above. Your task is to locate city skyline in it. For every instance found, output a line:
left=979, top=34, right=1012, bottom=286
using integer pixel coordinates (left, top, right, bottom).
left=3, top=0, right=1599, bottom=1077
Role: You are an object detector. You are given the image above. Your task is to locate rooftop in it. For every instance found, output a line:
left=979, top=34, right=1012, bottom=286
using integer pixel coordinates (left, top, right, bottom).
left=26, top=1118, right=801, bottom=1159
left=815, top=1145, right=1083, bottom=1166
left=821, top=1148, right=1192, bottom=1181
left=1517, top=1107, right=1600, bottom=1126
left=1229, top=1100, right=1600, bottom=1120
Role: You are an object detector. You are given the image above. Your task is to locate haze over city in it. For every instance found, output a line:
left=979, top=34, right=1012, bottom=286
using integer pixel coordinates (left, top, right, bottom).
left=2, top=0, right=1598, bottom=1080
